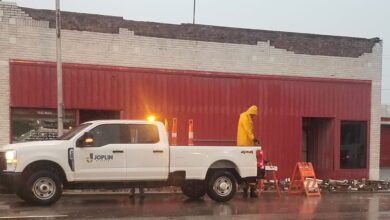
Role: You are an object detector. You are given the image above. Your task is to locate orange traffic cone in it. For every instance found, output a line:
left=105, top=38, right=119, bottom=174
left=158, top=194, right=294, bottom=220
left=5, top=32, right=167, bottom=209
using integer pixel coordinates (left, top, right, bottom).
left=164, top=118, right=169, bottom=131
left=188, top=119, right=194, bottom=146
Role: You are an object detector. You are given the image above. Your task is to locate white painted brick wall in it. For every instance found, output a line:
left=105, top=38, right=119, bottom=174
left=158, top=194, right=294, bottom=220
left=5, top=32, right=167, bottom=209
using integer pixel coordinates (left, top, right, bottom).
left=0, top=60, right=10, bottom=149
left=382, top=105, right=390, bottom=118
left=0, top=1, right=383, bottom=179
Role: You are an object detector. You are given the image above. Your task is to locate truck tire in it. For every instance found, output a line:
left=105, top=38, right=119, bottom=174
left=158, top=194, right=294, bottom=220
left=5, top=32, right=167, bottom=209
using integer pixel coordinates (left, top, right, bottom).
left=181, top=180, right=206, bottom=199
left=207, top=170, right=237, bottom=202
left=20, top=170, right=62, bottom=205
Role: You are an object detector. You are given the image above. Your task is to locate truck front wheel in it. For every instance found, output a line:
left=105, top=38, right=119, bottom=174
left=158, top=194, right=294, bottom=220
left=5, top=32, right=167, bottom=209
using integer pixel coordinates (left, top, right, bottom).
left=181, top=180, right=206, bottom=199
left=20, top=170, right=62, bottom=205
left=207, top=170, right=237, bottom=202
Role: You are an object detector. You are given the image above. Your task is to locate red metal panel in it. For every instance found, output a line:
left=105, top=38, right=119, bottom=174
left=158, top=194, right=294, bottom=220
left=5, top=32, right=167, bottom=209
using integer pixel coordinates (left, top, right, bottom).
left=380, top=125, right=390, bottom=166
left=9, top=60, right=371, bottom=178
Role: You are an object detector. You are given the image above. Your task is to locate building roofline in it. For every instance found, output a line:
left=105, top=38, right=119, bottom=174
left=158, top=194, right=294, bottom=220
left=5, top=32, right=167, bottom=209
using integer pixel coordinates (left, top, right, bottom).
left=18, top=6, right=381, bottom=58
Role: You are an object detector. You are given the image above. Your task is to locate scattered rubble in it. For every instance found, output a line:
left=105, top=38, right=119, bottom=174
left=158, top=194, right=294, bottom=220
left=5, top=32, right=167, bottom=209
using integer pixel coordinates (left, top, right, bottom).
left=261, top=178, right=390, bottom=192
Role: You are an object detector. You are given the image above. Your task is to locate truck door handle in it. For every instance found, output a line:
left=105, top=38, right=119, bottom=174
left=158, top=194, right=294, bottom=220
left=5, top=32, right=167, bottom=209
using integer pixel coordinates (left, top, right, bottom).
left=153, top=150, right=164, bottom=153
left=112, top=150, right=124, bottom=153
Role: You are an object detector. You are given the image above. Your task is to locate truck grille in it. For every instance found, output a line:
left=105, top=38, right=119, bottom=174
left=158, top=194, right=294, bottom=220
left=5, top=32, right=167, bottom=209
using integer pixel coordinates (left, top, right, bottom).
left=0, top=152, right=5, bottom=172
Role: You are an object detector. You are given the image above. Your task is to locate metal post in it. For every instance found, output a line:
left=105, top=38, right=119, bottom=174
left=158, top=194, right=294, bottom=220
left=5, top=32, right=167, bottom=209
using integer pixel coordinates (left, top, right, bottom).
left=56, top=0, right=64, bottom=136
left=193, top=0, right=196, bottom=24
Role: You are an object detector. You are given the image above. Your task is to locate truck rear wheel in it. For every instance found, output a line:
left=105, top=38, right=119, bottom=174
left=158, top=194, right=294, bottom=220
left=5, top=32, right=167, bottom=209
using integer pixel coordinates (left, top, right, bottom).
left=20, top=170, right=62, bottom=205
left=181, top=180, right=206, bottom=199
left=207, top=170, right=237, bottom=202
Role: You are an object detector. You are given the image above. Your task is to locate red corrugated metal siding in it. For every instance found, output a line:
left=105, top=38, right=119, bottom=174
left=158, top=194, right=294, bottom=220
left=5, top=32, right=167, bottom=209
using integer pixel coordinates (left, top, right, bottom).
left=380, top=125, right=390, bottom=166
left=9, top=60, right=371, bottom=178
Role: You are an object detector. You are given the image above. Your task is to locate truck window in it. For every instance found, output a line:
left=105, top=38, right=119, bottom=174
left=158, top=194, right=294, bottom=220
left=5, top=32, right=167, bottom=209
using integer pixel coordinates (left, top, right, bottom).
left=59, top=123, right=92, bottom=140
left=87, top=124, right=130, bottom=147
left=129, top=124, right=159, bottom=144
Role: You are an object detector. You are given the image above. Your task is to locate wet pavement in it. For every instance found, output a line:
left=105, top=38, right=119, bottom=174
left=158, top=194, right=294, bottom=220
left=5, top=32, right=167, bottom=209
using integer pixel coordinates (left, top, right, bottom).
left=1, top=192, right=390, bottom=219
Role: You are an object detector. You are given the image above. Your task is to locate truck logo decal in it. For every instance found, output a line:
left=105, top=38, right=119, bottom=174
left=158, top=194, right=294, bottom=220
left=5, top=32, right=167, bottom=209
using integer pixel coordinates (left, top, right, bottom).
left=86, top=153, right=93, bottom=163
left=86, top=153, right=114, bottom=163
left=241, top=150, right=253, bottom=154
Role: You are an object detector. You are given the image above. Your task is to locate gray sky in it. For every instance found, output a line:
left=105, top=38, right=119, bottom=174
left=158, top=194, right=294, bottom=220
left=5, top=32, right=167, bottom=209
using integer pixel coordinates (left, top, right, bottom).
left=7, top=0, right=390, bottom=103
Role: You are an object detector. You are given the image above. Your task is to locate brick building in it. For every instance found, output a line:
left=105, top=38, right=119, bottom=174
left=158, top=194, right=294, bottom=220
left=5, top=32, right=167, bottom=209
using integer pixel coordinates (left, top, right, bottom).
left=0, top=1, right=383, bottom=179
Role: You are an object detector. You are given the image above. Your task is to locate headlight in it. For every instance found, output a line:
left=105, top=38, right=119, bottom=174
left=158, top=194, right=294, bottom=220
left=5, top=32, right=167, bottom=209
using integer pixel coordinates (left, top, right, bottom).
left=5, top=150, right=17, bottom=171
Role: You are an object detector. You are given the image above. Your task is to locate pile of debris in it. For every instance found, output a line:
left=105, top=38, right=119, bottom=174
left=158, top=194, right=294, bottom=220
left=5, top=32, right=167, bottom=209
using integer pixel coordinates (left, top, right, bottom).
left=320, top=179, right=390, bottom=192
left=261, top=179, right=390, bottom=192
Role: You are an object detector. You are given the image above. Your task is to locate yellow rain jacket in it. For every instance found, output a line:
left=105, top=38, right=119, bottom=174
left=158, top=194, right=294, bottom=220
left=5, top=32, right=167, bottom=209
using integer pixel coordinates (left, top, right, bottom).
left=237, top=105, right=258, bottom=146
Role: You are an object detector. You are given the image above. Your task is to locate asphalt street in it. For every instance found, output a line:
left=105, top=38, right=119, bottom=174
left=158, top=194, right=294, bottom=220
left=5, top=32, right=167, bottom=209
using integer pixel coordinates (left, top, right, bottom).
left=1, top=192, right=390, bottom=219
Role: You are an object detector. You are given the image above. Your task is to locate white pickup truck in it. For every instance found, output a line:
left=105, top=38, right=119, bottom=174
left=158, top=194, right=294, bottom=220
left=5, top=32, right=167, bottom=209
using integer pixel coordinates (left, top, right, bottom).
left=0, top=120, right=264, bottom=205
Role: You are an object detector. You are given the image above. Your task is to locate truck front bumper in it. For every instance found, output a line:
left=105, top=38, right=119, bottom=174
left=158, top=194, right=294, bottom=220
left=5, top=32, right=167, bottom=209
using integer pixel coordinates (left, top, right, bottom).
left=0, top=171, right=22, bottom=193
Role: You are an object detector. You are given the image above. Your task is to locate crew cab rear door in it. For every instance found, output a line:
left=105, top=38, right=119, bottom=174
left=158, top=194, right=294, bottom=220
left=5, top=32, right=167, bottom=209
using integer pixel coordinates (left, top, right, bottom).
left=126, top=124, right=169, bottom=180
left=73, top=124, right=128, bottom=181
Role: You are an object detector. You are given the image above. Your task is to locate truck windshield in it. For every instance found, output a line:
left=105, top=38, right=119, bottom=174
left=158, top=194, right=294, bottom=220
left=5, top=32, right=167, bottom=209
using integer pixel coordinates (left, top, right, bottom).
left=58, top=123, right=92, bottom=140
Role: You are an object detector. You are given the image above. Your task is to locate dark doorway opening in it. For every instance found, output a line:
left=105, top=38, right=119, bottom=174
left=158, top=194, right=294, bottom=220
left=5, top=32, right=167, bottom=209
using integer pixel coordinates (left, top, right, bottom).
left=340, top=121, right=367, bottom=169
left=79, top=110, right=120, bottom=124
left=302, top=117, right=334, bottom=174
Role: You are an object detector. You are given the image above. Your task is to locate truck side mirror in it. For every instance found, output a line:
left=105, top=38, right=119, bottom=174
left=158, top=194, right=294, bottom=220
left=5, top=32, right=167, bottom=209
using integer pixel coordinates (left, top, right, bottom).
left=77, top=132, right=94, bottom=147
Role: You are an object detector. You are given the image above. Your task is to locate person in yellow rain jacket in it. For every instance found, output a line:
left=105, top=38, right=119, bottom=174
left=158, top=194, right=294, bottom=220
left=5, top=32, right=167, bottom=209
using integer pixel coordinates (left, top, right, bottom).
left=237, top=105, right=259, bottom=146
left=237, top=105, right=259, bottom=198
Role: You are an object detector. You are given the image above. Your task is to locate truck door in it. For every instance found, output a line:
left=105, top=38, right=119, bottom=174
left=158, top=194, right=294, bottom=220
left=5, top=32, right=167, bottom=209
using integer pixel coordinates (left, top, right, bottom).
left=126, top=124, right=169, bottom=180
left=73, top=124, right=128, bottom=181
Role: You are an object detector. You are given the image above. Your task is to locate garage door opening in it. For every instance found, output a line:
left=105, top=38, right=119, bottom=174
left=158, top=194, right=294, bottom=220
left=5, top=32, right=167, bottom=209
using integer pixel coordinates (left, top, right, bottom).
left=302, top=117, right=334, bottom=174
